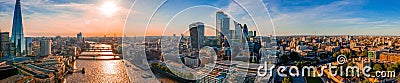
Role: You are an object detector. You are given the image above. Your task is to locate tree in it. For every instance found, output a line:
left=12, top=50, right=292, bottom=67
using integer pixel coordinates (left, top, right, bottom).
left=397, top=77, right=400, bottom=82
left=320, top=53, right=328, bottom=59
left=361, top=50, right=368, bottom=57
left=282, top=77, right=292, bottom=83
left=362, top=79, right=372, bottom=83
left=392, top=63, right=400, bottom=72
left=387, top=66, right=395, bottom=71
left=355, top=51, right=360, bottom=56
left=383, top=64, right=389, bottom=70
left=395, top=62, right=400, bottom=67
left=373, top=64, right=382, bottom=71
left=281, top=55, right=290, bottom=62
left=289, top=52, right=300, bottom=60
left=348, top=52, right=353, bottom=59
left=347, top=62, right=355, bottom=66
left=333, top=52, right=341, bottom=58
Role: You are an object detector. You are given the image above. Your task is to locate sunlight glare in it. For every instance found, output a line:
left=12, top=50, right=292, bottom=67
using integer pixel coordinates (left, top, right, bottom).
left=99, top=1, right=119, bottom=17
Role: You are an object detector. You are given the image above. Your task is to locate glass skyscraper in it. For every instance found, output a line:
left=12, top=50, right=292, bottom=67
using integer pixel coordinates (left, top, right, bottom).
left=77, top=32, right=83, bottom=41
left=189, top=22, right=205, bottom=50
left=216, top=11, right=229, bottom=46
left=242, top=24, right=249, bottom=39
left=25, top=37, right=32, bottom=56
left=11, top=0, right=26, bottom=56
left=234, top=21, right=242, bottom=40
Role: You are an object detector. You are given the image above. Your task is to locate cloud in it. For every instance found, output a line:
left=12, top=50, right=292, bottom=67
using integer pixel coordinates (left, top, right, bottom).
left=220, top=0, right=275, bottom=36
left=264, top=0, right=400, bottom=35
left=2, top=0, right=400, bottom=36
left=0, top=0, right=133, bottom=37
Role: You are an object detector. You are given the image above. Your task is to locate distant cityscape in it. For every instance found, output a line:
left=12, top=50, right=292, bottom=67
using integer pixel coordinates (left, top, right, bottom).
left=1, top=0, right=400, bottom=83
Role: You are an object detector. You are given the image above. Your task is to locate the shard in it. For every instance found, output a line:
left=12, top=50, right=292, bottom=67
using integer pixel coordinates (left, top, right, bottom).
left=11, top=0, right=25, bottom=56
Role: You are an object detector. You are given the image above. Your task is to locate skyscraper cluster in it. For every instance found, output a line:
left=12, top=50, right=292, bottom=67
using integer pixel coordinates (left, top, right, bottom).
left=77, top=32, right=83, bottom=42
left=0, top=0, right=54, bottom=58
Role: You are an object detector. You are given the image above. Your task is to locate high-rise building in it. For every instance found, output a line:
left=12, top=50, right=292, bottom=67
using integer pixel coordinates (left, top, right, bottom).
left=242, top=24, right=249, bottom=39
left=0, top=32, right=10, bottom=57
left=77, top=32, right=83, bottom=41
left=25, top=37, right=32, bottom=56
left=229, top=30, right=235, bottom=39
left=11, top=0, right=25, bottom=57
left=189, top=22, right=205, bottom=50
left=39, top=40, right=52, bottom=56
left=234, top=21, right=242, bottom=40
left=216, top=11, right=230, bottom=46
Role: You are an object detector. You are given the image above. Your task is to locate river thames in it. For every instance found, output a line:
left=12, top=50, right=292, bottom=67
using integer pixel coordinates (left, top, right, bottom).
left=65, top=44, right=130, bottom=82
left=65, top=60, right=130, bottom=83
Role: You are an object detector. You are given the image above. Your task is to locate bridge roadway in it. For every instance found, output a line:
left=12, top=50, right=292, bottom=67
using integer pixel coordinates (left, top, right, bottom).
left=77, top=43, right=121, bottom=60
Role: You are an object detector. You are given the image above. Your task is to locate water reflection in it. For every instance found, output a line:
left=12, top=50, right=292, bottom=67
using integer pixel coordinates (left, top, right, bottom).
left=65, top=60, right=129, bottom=82
left=66, top=43, right=129, bottom=82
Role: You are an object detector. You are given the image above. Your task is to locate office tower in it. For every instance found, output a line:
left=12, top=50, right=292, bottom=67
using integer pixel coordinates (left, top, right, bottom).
left=0, top=32, right=10, bottom=57
left=77, top=32, right=83, bottom=41
left=190, top=22, right=205, bottom=50
left=229, top=30, right=235, bottom=39
left=11, top=0, right=25, bottom=56
left=234, top=21, right=242, bottom=39
left=40, top=40, right=52, bottom=56
left=216, top=11, right=229, bottom=46
left=242, top=24, right=249, bottom=39
left=25, top=37, right=32, bottom=56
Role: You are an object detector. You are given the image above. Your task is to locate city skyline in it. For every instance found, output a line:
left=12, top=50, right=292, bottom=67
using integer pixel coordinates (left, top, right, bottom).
left=0, top=0, right=400, bottom=37
left=2, top=0, right=400, bottom=83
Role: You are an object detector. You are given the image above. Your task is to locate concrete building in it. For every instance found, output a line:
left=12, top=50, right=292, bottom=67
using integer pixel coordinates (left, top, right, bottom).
left=40, top=40, right=52, bottom=56
left=0, top=32, right=10, bottom=57
left=25, top=37, right=32, bottom=56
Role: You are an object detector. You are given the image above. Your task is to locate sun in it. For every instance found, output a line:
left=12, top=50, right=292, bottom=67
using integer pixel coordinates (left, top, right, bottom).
left=98, top=1, right=119, bottom=17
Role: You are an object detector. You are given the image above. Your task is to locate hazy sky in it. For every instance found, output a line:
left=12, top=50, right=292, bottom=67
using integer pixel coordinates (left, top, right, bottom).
left=0, top=0, right=400, bottom=37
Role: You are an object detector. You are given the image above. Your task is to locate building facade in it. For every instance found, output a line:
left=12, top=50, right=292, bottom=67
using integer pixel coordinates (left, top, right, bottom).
left=11, top=0, right=26, bottom=57
left=216, top=11, right=229, bottom=46
left=189, top=22, right=205, bottom=50
left=0, top=32, right=10, bottom=57
left=40, top=40, right=52, bottom=56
